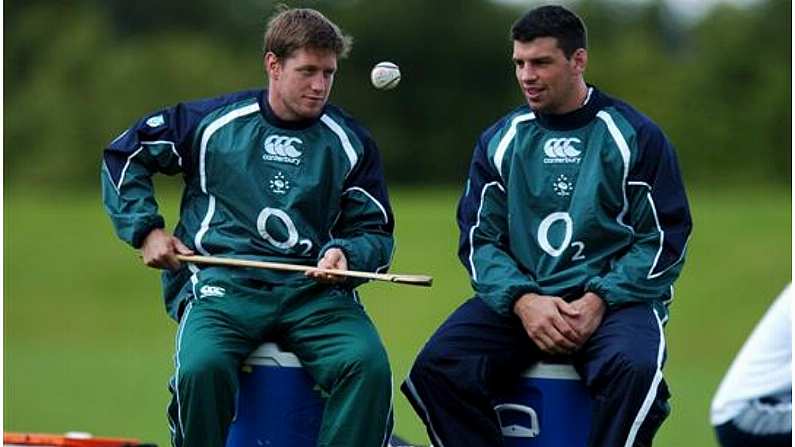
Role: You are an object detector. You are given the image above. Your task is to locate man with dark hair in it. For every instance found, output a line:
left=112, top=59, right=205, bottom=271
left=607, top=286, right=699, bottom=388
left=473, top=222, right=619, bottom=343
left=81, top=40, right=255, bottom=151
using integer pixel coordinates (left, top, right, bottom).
left=102, top=7, right=395, bottom=447
left=401, top=5, right=692, bottom=446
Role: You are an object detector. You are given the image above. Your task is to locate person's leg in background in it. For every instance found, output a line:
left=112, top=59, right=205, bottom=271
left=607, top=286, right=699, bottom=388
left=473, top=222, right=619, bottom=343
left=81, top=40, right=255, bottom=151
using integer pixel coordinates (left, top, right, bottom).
left=710, top=285, right=792, bottom=447
left=714, top=391, right=792, bottom=447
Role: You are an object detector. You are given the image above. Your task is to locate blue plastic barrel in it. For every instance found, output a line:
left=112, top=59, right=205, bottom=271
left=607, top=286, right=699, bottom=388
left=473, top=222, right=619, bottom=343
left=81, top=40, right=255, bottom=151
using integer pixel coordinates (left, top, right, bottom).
left=226, top=343, right=324, bottom=447
left=495, top=362, right=593, bottom=447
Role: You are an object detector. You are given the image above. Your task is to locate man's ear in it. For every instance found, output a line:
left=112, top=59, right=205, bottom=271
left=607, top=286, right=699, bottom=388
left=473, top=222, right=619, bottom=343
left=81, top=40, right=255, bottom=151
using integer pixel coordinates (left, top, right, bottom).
left=265, top=52, right=281, bottom=80
left=571, top=48, right=588, bottom=75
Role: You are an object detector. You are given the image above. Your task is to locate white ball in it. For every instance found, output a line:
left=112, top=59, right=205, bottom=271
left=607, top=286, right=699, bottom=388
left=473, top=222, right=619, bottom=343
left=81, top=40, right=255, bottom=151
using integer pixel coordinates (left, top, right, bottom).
left=370, top=61, right=401, bottom=90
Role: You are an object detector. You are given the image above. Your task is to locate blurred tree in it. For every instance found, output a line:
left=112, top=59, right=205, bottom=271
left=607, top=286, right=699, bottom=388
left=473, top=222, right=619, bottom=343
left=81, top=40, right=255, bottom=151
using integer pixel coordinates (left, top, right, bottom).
left=3, top=0, right=791, bottom=190
left=4, top=2, right=262, bottom=190
left=329, top=0, right=520, bottom=184
left=676, top=0, right=791, bottom=183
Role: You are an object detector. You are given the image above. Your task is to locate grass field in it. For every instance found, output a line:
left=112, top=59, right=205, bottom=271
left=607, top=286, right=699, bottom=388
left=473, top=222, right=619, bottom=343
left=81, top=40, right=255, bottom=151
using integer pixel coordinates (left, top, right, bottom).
left=4, top=184, right=790, bottom=446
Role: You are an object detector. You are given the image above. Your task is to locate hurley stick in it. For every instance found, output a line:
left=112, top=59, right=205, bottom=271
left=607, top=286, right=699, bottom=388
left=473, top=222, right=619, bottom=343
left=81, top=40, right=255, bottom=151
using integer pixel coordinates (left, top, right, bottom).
left=176, top=254, right=433, bottom=287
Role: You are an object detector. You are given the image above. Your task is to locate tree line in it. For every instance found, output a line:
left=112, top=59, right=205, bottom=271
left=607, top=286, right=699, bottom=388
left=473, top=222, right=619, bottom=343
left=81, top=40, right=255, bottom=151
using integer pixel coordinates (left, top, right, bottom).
left=5, top=0, right=790, bottom=189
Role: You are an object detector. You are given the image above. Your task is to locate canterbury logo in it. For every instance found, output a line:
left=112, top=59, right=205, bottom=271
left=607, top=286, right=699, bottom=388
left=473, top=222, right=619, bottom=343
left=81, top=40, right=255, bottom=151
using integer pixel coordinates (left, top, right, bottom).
left=543, top=138, right=582, bottom=164
left=199, top=285, right=225, bottom=298
left=263, top=135, right=303, bottom=165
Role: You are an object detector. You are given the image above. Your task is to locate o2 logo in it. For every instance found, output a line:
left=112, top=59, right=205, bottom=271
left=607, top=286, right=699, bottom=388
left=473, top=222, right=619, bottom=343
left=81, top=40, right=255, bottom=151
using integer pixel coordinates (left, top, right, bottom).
left=536, top=212, right=585, bottom=261
left=256, top=207, right=313, bottom=255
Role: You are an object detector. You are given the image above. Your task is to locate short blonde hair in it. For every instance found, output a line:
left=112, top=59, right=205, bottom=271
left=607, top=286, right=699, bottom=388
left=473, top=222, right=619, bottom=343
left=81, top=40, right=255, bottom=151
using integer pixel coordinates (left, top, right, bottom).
left=263, top=6, right=352, bottom=59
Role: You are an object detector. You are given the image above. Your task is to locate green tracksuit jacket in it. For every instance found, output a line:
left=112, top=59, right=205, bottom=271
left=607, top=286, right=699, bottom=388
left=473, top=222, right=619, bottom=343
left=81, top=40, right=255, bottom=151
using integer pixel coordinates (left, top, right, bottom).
left=458, top=87, right=692, bottom=320
left=102, top=89, right=394, bottom=319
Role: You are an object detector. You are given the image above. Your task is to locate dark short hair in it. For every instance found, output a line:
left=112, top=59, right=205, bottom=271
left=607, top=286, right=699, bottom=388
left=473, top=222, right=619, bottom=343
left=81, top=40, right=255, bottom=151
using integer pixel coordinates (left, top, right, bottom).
left=264, top=6, right=352, bottom=59
left=511, top=5, right=587, bottom=58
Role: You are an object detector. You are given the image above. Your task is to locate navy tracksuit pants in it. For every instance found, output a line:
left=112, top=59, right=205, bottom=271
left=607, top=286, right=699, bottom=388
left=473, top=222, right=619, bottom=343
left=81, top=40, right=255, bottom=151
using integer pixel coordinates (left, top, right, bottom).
left=401, top=297, right=670, bottom=447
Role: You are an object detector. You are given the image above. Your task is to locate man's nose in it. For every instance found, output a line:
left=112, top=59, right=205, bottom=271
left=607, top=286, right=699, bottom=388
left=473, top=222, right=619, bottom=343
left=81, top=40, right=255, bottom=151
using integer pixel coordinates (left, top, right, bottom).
left=310, top=74, right=327, bottom=92
left=519, top=65, right=538, bottom=83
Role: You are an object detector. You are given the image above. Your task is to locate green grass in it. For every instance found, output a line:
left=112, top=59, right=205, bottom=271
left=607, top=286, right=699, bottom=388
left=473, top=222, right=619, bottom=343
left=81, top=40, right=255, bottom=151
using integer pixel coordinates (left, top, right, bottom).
left=4, top=185, right=790, bottom=446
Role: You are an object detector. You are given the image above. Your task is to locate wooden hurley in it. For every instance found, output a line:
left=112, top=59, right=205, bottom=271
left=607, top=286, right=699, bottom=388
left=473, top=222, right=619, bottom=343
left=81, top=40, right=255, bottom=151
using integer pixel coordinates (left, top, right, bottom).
left=176, top=254, right=433, bottom=287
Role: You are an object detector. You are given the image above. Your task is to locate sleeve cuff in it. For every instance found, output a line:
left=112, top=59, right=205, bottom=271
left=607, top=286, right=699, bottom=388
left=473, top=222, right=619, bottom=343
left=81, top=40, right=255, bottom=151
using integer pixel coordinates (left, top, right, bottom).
left=131, top=216, right=166, bottom=249
left=320, top=238, right=365, bottom=270
left=480, top=283, right=538, bottom=317
left=586, top=277, right=618, bottom=309
left=319, top=239, right=367, bottom=288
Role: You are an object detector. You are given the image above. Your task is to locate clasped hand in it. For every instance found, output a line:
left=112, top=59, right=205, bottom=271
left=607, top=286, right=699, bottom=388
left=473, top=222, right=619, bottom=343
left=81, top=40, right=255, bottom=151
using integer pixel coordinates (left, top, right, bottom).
left=513, top=291, right=606, bottom=355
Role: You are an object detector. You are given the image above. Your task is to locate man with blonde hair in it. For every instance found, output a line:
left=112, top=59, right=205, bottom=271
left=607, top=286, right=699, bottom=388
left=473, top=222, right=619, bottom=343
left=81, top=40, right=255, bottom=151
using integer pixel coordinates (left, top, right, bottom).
left=102, top=7, right=395, bottom=446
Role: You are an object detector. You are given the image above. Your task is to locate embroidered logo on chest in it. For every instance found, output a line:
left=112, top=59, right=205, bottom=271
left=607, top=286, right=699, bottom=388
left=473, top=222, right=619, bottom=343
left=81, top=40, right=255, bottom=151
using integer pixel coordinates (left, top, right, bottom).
left=553, top=174, right=574, bottom=197
left=263, top=135, right=303, bottom=165
left=543, top=138, right=582, bottom=164
left=268, top=172, right=291, bottom=194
